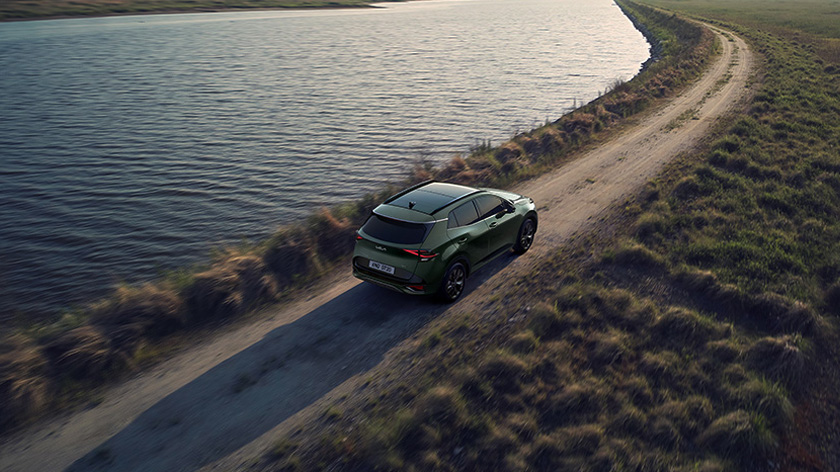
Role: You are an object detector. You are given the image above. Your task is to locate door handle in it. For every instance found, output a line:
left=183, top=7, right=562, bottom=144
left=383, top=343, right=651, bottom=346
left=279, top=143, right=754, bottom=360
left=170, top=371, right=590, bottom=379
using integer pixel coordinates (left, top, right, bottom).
left=458, top=237, right=468, bottom=243
left=489, top=222, right=498, bottom=228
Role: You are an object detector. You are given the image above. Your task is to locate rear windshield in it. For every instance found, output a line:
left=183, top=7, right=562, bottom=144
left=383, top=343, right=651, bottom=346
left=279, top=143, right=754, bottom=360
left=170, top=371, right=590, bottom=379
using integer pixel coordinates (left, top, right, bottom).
left=362, top=214, right=431, bottom=244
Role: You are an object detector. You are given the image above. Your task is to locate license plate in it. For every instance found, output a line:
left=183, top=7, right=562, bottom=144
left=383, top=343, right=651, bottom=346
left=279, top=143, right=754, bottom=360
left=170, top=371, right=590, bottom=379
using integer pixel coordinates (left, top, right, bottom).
left=369, top=260, right=395, bottom=275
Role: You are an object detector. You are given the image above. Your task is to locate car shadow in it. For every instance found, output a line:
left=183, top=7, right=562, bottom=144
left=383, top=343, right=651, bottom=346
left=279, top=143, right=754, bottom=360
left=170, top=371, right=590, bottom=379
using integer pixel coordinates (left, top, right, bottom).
left=65, top=253, right=518, bottom=472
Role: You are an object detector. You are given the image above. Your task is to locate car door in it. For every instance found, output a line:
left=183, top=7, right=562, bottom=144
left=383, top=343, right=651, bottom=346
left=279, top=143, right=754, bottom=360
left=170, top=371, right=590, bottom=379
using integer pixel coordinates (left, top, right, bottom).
left=473, top=194, right=519, bottom=255
left=446, top=200, right=491, bottom=265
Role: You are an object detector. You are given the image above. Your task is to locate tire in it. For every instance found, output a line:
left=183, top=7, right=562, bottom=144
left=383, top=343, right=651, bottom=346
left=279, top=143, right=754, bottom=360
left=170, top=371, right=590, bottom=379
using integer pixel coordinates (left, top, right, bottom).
left=512, top=217, right=536, bottom=254
left=437, top=260, right=468, bottom=303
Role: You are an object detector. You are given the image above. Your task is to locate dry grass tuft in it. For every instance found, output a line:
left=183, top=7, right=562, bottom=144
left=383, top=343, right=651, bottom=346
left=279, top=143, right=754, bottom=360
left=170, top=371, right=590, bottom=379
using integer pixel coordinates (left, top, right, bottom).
left=704, top=339, right=740, bottom=363
left=651, top=307, right=723, bottom=348
left=309, top=208, right=356, bottom=261
left=610, top=241, right=666, bottom=268
left=0, top=336, right=50, bottom=430
left=673, top=267, right=718, bottom=293
left=539, top=381, right=607, bottom=428
left=262, top=238, right=311, bottom=287
left=653, top=395, right=715, bottom=438
left=508, top=330, right=538, bottom=354
left=638, top=350, right=681, bottom=387
left=735, top=378, right=794, bottom=429
left=42, top=326, right=128, bottom=380
left=744, top=335, right=808, bottom=388
left=527, top=303, right=579, bottom=340
left=606, top=404, right=647, bottom=437
left=412, top=386, right=467, bottom=428
left=747, top=292, right=821, bottom=335
left=587, top=329, right=629, bottom=368
left=697, top=410, right=777, bottom=461
left=185, top=255, right=278, bottom=321
left=435, top=156, right=468, bottom=181
left=90, top=283, right=183, bottom=342
left=622, top=375, right=655, bottom=408
left=480, top=351, right=530, bottom=393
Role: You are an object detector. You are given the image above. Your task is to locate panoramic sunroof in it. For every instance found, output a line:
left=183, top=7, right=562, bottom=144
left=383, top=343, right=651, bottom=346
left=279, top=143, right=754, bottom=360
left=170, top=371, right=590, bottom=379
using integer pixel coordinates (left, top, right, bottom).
left=388, top=183, right=476, bottom=214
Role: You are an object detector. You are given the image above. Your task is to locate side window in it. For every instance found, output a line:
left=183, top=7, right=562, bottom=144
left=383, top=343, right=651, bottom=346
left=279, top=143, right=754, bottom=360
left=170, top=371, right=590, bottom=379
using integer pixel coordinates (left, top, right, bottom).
left=474, top=195, right=505, bottom=221
left=448, top=201, right=480, bottom=228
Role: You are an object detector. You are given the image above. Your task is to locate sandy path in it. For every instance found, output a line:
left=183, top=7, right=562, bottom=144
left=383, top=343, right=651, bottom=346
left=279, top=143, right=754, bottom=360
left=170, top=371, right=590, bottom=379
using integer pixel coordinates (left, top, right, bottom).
left=0, top=26, right=752, bottom=472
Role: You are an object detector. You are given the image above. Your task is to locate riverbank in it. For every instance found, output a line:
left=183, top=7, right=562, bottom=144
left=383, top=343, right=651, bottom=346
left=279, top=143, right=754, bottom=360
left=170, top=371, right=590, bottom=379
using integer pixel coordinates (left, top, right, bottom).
left=0, top=0, right=397, bottom=22
left=0, top=0, right=701, bottom=437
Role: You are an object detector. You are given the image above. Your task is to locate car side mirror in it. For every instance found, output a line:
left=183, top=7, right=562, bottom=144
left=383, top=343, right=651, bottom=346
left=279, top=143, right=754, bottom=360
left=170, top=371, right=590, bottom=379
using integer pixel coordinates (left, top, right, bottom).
left=504, top=201, right=515, bottom=213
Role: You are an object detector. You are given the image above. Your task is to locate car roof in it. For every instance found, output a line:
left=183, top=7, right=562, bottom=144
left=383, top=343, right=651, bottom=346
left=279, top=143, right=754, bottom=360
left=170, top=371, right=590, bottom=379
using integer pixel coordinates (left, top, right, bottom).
left=383, top=181, right=481, bottom=216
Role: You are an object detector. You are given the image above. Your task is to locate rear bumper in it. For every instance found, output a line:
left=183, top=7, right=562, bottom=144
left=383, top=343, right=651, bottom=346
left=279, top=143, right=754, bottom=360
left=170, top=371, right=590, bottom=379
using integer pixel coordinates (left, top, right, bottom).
left=352, top=268, right=434, bottom=296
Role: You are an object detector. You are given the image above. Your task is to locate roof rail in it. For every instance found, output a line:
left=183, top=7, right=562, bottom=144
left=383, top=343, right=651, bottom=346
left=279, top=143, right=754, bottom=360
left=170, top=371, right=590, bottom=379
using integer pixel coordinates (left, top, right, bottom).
left=429, top=189, right=483, bottom=215
left=383, top=179, right=435, bottom=204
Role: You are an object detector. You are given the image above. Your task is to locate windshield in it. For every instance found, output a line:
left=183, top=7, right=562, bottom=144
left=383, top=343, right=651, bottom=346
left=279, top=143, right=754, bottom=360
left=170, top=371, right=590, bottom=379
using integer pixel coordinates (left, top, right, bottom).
left=361, top=214, right=431, bottom=245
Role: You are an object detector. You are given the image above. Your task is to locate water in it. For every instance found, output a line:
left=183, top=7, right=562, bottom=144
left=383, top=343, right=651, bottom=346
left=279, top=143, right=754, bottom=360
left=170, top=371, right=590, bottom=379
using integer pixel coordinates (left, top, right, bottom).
left=0, top=0, right=649, bottom=320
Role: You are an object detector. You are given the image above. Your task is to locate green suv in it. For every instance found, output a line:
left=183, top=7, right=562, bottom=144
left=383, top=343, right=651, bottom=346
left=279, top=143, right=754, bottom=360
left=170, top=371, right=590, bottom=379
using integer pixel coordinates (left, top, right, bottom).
left=353, top=181, right=537, bottom=302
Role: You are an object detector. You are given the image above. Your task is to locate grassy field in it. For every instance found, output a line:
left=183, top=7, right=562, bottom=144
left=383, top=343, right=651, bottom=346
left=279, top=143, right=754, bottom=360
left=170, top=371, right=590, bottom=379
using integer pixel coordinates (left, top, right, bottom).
left=253, top=0, right=840, bottom=471
left=0, top=0, right=394, bottom=21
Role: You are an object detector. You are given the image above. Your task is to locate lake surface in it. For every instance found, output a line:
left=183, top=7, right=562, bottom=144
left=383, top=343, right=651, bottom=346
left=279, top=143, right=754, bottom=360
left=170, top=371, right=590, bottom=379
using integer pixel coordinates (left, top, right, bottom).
left=0, top=0, right=649, bottom=319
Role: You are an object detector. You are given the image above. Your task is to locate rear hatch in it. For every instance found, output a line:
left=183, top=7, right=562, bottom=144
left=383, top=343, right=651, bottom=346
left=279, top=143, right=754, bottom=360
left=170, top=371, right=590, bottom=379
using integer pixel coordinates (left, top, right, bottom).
left=354, top=210, right=433, bottom=282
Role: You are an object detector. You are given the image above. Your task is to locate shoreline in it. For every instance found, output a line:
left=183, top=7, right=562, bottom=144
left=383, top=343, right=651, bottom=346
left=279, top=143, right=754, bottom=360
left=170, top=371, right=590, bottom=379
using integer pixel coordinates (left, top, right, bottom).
left=0, top=0, right=396, bottom=24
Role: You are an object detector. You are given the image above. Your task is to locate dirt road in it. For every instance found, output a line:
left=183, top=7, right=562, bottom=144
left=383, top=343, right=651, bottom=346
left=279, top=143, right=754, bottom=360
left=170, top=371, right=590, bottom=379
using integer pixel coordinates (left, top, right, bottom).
left=0, top=26, right=753, bottom=472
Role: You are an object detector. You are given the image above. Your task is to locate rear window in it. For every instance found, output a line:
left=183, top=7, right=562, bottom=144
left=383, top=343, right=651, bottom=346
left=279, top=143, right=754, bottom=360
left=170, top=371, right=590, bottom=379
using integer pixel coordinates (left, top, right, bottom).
left=362, top=214, right=431, bottom=244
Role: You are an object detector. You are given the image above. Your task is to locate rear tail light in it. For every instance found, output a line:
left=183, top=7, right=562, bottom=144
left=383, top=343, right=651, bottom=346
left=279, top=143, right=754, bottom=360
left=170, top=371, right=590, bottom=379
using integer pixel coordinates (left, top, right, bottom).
left=407, top=285, right=425, bottom=291
left=402, top=249, right=438, bottom=260
left=355, top=232, right=364, bottom=241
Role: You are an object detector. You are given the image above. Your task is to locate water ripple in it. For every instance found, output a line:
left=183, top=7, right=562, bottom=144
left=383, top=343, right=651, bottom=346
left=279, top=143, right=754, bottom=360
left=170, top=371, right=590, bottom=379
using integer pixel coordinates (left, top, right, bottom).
left=0, top=0, right=649, bottom=319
